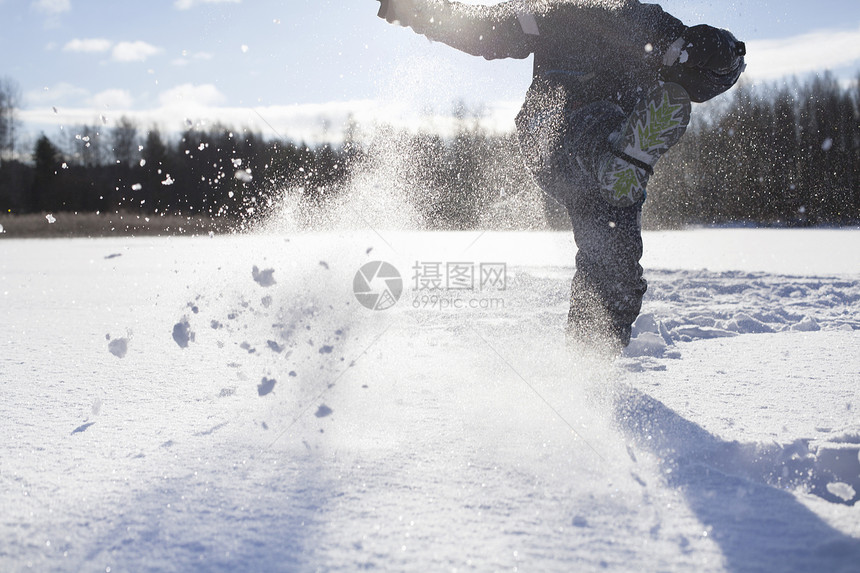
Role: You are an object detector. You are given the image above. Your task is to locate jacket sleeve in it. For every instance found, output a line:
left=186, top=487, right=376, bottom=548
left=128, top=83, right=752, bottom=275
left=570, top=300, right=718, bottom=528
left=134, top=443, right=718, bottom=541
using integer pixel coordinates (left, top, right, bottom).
left=400, top=0, right=538, bottom=60
left=635, top=2, right=687, bottom=62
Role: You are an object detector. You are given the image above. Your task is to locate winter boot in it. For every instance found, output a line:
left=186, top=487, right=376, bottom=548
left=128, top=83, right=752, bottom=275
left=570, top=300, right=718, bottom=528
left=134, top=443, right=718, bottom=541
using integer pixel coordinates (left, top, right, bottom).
left=597, top=82, right=691, bottom=207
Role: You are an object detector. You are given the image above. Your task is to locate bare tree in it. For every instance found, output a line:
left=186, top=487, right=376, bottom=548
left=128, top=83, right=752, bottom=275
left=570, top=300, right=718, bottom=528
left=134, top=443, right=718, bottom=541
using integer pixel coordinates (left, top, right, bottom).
left=111, top=116, right=139, bottom=167
left=68, top=124, right=107, bottom=168
left=0, top=76, right=21, bottom=163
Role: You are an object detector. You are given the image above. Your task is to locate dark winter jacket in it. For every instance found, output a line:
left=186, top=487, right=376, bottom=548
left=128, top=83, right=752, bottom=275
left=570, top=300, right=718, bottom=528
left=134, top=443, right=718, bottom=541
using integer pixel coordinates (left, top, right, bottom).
left=382, top=0, right=745, bottom=109
left=388, top=0, right=686, bottom=113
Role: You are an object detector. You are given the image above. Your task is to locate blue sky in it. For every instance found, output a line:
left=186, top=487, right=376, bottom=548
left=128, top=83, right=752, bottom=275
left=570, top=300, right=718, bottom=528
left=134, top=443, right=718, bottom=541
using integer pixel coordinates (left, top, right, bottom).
left=2, top=0, right=860, bottom=148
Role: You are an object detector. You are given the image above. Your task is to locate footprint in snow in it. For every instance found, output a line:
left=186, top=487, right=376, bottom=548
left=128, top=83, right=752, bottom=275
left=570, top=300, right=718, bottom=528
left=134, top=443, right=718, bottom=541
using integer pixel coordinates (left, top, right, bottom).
left=71, top=422, right=95, bottom=435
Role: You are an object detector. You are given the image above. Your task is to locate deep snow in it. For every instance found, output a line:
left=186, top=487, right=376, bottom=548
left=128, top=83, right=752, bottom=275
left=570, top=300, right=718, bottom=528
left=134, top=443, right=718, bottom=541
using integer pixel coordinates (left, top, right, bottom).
left=1, top=230, right=859, bottom=572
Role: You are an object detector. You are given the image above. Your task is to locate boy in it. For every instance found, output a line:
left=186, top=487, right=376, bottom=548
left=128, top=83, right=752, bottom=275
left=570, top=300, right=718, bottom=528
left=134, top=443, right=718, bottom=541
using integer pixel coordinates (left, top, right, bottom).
left=376, top=0, right=746, bottom=355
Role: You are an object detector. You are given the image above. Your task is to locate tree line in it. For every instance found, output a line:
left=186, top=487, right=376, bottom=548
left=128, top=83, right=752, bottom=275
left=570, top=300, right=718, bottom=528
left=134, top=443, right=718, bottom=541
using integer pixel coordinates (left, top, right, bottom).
left=648, top=71, right=860, bottom=227
left=1, top=72, right=858, bottom=230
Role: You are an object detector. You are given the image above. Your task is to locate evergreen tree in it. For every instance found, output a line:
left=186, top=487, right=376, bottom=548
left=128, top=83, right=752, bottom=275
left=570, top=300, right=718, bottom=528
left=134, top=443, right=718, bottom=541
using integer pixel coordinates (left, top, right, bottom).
left=31, top=134, right=62, bottom=212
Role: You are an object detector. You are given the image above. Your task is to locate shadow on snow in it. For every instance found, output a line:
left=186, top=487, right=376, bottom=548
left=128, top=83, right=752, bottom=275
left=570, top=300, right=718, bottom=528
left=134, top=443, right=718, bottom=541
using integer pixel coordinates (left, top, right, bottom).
left=613, top=384, right=860, bottom=573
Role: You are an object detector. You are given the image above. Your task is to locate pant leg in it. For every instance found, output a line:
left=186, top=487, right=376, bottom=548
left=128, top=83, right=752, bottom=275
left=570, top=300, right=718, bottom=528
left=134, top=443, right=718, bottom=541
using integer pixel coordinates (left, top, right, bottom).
left=517, top=94, right=623, bottom=209
left=562, top=104, right=647, bottom=353
left=566, top=191, right=647, bottom=354
left=518, top=96, right=646, bottom=353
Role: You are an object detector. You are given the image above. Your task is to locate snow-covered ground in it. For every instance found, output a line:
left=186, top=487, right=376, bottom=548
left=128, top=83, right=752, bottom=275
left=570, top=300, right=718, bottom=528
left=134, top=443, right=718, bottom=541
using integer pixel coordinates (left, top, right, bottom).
left=1, top=229, right=859, bottom=572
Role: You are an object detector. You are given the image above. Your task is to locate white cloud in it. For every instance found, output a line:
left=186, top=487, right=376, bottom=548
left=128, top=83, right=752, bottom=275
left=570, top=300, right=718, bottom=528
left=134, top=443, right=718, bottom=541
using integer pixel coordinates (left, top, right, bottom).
left=19, top=75, right=519, bottom=145
left=19, top=97, right=513, bottom=145
left=174, top=0, right=240, bottom=10
left=745, top=24, right=860, bottom=81
left=112, top=41, right=162, bottom=63
left=171, top=51, right=214, bottom=67
left=158, top=83, right=227, bottom=108
left=63, top=38, right=112, bottom=54
left=25, top=82, right=90, bottom=106
left=32, top=0, right=70, bottom=16
left=62, top=39, right=163, bottom=63
left=89, top=89, right=134, bottom=110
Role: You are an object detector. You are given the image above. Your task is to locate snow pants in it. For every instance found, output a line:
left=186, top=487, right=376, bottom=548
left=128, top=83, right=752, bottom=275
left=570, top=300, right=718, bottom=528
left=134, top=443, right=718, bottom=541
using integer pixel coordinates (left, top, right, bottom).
left=516, top=92, right=646, bottom=353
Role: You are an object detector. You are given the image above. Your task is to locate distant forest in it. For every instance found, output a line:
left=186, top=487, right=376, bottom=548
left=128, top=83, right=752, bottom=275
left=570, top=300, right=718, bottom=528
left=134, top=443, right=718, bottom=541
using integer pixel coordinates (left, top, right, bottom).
left=0, top=71, right=858, bottom=231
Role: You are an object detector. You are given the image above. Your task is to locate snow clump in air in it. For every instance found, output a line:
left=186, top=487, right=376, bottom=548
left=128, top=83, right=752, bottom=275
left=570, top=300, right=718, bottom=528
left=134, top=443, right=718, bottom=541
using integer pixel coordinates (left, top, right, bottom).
left=107, top=336, right=129, bottom=358
left=252, top=265, right=276, bottom=287
left=257, top=377, right=276, bottom=396
left=172, top=317, right=195, bottom=348
left=826, top=482, right=857, bottom=503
